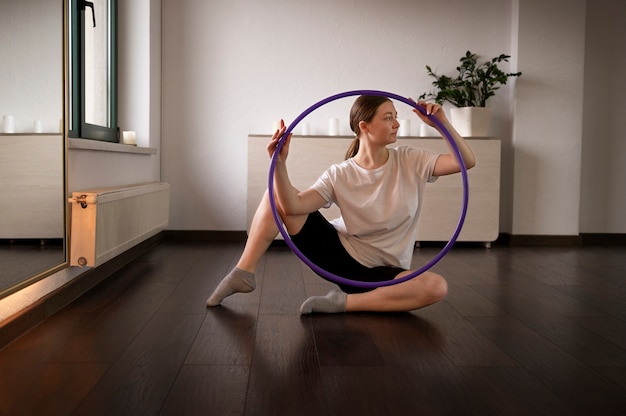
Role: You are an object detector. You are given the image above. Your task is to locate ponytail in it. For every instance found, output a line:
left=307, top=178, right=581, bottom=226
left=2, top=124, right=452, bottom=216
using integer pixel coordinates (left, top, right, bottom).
left=345, top=138, right=360, bottom=160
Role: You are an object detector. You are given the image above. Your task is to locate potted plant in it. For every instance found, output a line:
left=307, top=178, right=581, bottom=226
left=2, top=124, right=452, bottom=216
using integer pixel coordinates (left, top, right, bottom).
left=419, top=51, right=522, bottom=136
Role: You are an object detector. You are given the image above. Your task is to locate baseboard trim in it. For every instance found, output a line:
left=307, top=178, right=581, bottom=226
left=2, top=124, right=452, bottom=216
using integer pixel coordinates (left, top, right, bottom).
left=163, top=230, right=247, bottom=242
left=500, top=233, right=625, bottom=246
left=164, top=230, right=626, bottom=247
left=499, top=233, right=583, bottom=246
left=580, top=233, right=626, bottom=246
left=0, top=234, right=162, bottom=350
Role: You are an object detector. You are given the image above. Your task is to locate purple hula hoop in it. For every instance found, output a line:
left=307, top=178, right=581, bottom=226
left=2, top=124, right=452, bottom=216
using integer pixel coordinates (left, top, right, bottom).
left=268, top=89, right=469, bottom=288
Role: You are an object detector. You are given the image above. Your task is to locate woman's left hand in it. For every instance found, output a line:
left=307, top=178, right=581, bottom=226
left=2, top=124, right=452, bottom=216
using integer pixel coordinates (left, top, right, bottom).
left=267, top=119, right=292, bottom=163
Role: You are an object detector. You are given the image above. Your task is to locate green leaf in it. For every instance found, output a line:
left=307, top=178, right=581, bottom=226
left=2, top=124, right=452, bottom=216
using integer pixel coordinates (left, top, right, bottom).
left=418, top=50, right=521, bottom=107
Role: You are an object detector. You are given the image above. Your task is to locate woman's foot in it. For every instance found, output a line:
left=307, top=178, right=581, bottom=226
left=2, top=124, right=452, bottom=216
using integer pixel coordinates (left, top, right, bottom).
left=299, top=289, right=347, bottom=314
left=206, top=267, right=256, bottom=306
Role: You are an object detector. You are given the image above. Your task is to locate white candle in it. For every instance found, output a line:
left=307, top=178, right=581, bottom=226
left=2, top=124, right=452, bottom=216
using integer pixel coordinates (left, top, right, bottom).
left=398, top=119, right=410, bottom=136
left=33, top=120, right=43, bottom=133
left=2, top=115, right=14, bottom=133
left=301, top=122, right=310, bottom=135
left=122, top=130, right=136, bottom=145
left=272, top=121, right=280, bottom=133
left=328, top=118, right=339, bottom=136
left=420, top=122, right=438, bottom=137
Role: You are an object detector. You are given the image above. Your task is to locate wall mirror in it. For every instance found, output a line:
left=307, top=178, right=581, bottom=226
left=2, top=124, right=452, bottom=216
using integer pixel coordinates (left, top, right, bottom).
left=0, top=0, right=67, bottom=299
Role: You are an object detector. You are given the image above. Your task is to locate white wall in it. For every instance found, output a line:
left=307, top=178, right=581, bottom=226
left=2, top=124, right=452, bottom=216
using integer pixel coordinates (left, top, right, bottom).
left=161, top=0, right=516, bottom=231
left=511, top=0, right=586, bottom=235
left=162, top=0, right=625, bottom=236
left=580, top=0, right=626, bottom=233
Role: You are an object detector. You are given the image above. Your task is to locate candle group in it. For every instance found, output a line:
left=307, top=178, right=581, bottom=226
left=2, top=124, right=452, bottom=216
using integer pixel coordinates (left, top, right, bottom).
left=269, top=119, right=346, bottom=136
left=420, top=122, right=439, bottom=137
left=1, top=116, right=55, bottom=133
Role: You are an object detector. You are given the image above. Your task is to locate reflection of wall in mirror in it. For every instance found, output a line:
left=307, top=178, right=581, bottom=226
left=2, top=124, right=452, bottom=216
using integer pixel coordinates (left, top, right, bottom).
left=0, top=135, right=64, bottom=238
left=0, top=1, right=62, bottom=133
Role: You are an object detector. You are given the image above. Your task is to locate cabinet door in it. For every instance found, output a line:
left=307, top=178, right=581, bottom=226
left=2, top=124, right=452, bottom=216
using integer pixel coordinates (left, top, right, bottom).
left=247, top=136, right=352, bottom=235
left=396, top=138, right=500, bottom=243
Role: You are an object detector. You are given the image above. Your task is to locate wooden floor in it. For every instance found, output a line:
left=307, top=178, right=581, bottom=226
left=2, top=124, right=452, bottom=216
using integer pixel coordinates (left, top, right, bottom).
left=1, top=241, right=625, bottom=415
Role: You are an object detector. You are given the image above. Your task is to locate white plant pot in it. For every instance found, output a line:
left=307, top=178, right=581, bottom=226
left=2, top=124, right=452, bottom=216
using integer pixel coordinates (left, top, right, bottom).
left=449, top=107, right=492, bottom=137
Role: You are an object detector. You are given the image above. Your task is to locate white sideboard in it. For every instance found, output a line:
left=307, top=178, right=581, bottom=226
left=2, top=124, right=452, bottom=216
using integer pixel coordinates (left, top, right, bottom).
left=0, top=134, right=64, bottom=239
left=248, top=135, right=500, bottom=245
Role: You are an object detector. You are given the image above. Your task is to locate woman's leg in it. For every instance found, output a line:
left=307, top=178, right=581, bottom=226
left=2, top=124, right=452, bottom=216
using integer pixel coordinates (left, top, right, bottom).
left=233, top=191, right=281, bottom=273
left=207, top=189, right=307, bottom=306
left=347, top=271, right=447, bottom=312
left=300, top=270, right=447, bottom=314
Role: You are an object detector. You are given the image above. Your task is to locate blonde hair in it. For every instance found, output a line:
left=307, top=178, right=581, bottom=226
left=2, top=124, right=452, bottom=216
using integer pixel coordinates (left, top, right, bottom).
left=345, top=95, right=392, bottom=159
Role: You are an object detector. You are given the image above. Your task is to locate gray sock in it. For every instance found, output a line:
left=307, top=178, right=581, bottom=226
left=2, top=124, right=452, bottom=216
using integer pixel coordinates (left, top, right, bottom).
left=206, top=267, right=256, bottom=306
left=299, top=289, right=347, bottom=314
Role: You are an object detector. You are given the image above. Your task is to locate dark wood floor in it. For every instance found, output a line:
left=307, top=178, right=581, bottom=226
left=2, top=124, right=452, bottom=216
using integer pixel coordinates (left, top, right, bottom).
left=1, top=241, right=625, bottom=415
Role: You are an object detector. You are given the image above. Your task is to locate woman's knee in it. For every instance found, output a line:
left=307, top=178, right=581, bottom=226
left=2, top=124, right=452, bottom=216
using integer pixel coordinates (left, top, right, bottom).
left=423, top=272, right=448, bottom=302
left=262, top=188, right=308, bottom=235
left=434, top=275, right=448, bottom=301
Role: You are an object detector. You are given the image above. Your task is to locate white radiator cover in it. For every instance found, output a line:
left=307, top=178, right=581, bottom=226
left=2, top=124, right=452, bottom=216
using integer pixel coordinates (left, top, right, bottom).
left=69, top=182, right=170, bottom=267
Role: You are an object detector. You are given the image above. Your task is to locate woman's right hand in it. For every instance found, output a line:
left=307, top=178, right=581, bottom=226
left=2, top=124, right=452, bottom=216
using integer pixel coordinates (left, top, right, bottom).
left=267, top=119, right=292, bottom=163
left=410, top=99, right=447, bottom=128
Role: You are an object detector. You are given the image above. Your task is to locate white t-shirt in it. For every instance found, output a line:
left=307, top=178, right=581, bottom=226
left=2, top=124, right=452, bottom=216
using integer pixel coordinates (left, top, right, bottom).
left=311, top=146, right=439, bottom=269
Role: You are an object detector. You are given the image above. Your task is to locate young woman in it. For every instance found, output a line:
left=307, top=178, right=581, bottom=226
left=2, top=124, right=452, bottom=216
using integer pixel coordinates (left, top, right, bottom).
left=207, top=95, right=476, bottom=314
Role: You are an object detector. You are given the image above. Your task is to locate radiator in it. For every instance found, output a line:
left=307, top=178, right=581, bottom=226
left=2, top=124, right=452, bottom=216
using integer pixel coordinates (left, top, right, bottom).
left=69, top=182, right=170, bottom=267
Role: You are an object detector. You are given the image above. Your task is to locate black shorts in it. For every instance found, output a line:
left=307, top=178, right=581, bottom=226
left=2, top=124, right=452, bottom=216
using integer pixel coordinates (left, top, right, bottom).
left=290, top=211, right=406, bottom=294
